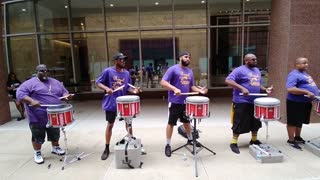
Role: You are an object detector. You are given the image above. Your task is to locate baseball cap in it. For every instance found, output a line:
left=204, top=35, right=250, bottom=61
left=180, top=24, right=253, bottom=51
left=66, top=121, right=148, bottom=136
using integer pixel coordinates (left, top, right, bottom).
left=113, top=53, right=127, bottom=60
left=179, top=51, right=190, bottom=58
left=36, top=64, right=47, bottom=71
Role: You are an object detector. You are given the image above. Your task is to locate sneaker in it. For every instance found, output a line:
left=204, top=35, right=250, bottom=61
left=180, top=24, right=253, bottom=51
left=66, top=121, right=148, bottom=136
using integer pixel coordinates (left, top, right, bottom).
left=287, top=140, right=302, bottom=150
left=101, top=148, right=109, bottom=160
left=34, top=151, right=44, bottom=164
left=249, top=140, right=262, bottom=145
left=187, top=140, right=201, bottom=147
left=230, top=143, right=240, bottom=154
left=294, top=136, right=306, bottom=144
left=51, top=146, right=65, bottom=156
left=17, top=117, right=25, bottom=121
left=165, top=144, right=171, bottom=157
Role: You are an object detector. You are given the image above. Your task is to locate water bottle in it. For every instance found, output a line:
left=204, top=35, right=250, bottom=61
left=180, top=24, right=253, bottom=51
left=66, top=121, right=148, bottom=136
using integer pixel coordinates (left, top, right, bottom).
left=182, top=153, right=187, bottom=161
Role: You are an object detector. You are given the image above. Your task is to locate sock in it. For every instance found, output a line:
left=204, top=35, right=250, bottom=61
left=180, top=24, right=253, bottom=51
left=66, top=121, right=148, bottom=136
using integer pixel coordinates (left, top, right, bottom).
left=251, top=134, right=257, bottom=142
left=34, top=150, right=41, bottom=154
left=231, top=136, right=238, bottom=144
left=187, top=134, right=192, bottom=140
left=105, top=144, right=109, bottom=150
left=166, top=139, right=171, bottom=145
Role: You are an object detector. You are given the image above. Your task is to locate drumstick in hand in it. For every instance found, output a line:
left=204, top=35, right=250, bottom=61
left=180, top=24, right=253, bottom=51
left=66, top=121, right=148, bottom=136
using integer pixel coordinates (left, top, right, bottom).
left=105, top=85, right=125, bottom=96
left=239, top=93, right=268, bottom=96
left=59, top=94, right=74, bottom=100
left=128, top=83, right=136, bottom=89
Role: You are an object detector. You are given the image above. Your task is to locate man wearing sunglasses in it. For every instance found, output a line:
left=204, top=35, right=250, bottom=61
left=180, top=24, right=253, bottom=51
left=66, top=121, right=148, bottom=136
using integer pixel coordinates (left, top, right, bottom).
left=160, top=51, right=208, bottom=157
left=16, top=64, right=73, bottom=164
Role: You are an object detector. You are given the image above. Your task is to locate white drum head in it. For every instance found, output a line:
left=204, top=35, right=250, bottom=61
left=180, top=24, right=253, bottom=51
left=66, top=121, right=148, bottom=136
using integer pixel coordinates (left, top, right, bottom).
left=116, top=95, right=140, bottom=102
left=186, top=96, right=209, bottom=103
left=47, top=104, right=72, bottom=112
left=254, top=97, right=280, bottom=105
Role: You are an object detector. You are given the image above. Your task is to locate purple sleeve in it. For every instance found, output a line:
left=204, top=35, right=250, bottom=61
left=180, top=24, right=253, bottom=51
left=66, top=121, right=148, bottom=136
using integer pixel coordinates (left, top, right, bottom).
left=286, top=73, right=297, bottom=88
left=226, top=68, right=238, bottom=81
left=162, top=66, right=174, bottom=82
left=96, top=69, right=109, bottom=86
left=16, top=80, right=32, bottom=101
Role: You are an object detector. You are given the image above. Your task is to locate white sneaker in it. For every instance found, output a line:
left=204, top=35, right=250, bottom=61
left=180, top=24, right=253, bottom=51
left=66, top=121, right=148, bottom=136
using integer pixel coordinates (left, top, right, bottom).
left=51, top=146, right=65, bottom=156
left=34, top=151, right=44, bottom=164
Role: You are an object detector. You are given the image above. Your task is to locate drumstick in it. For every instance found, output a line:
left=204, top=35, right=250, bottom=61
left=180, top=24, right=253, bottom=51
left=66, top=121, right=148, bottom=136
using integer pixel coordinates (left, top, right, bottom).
left=128, top=83, right=136, bottom=89
left=105, top=85, right=125, bottom=96
left=304, top=95, right=320, bottom=100
left=29, top=104, right=63, bottom=107
left=179, top=92, right=199, bottom=95
left=239, top=93, right=268, bottom=96
left=58, top=94, right=74, bottom=100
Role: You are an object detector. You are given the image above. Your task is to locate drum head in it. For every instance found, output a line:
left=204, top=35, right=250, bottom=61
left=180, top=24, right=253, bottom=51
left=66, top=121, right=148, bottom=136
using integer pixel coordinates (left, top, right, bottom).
left=116, top=95, right=140, bottom=102
left=47, top=104, right=72, bottom=112
left=186, top=96, right=209, bottom=103
left=254, top=97, right=280, bottom=105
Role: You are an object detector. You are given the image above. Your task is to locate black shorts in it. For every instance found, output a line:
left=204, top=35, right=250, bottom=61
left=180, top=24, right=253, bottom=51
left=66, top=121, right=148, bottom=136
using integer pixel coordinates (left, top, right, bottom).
left=168, top=103, right=189, bottom=126
left=286, top=99, right=312, bottom=128
left=231, top=103, right=261, bottom=134
left=105, top=111, right=117, bottom=123
left=29, top=124, right=60, bottom=144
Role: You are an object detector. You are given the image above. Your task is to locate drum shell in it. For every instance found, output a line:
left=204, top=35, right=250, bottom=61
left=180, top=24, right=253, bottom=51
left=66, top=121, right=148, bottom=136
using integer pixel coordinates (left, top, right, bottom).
left=185, top=96, right=209, bottom=119
left=47, top=104, right=74, bottom=127
left=117, top=99, right=140, bottom=118
left=254, top=103, right=280, bottom=120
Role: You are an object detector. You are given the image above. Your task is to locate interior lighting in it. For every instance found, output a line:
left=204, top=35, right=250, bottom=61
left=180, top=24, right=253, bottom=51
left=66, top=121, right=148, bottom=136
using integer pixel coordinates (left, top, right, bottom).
left=64, top=6, right=68, bottom=8
left=110, top=4, right=114, bottom=7
left=21, top=8, right=26, bottom=12
left=155, top=2, right=159, bottom=5
left=201, top=0, right=205, bottom=3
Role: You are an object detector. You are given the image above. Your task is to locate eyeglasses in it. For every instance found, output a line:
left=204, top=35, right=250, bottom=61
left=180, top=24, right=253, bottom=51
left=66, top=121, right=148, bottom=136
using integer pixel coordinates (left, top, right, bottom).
left=38, top=70, right=48, bottom=73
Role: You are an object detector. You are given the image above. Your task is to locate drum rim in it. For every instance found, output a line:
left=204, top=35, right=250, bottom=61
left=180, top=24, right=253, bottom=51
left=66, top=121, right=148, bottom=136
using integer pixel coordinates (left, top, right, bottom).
left=116, top=95, right=140, bottom=102
left=186, top=96, right=209, bottom=103
left=46, top=104, right=73, bottom=112
left=254, top=97, right=280, bottom=105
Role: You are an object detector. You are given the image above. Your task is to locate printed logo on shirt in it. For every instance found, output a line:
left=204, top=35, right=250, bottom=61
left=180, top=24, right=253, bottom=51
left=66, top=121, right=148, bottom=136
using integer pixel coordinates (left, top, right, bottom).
left=112, top=76, right=125, bottom=89
left=180, top=72, right=191, bottom=85
left=305, top=75, right=317, bottom=86
left=248, top=72, right=260, bottom=87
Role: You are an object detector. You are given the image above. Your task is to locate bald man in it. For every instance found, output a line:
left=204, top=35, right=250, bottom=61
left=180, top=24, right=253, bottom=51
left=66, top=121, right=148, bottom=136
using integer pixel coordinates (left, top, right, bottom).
left=286, top=57, right=319, bottom=150
left=225, top=53, right=273, bottom=154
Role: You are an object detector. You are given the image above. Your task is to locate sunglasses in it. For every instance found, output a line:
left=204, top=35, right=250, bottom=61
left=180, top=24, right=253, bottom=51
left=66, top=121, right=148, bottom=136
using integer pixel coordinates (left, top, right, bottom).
left=38, top=70, right=48, bottom=73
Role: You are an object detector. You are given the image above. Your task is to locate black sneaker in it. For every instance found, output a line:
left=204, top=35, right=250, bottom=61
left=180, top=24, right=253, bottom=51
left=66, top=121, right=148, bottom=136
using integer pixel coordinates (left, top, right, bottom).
left=187, top=140, right=201, bottom=147
left=101, top=148, right=109, bottom=160
left=287, top=140, right=302, bottom=150
left=294, top=136, right=306, bottom=144
left=230, top=143, right=240, bottom=154
left=165, top=144, right=171, bottom=157
left=249, top=140, right=262, bottom=145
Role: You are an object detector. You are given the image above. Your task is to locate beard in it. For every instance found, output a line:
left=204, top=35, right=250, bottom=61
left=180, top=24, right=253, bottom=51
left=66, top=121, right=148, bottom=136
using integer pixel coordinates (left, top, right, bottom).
left=181, top=60, right=190, bottom=67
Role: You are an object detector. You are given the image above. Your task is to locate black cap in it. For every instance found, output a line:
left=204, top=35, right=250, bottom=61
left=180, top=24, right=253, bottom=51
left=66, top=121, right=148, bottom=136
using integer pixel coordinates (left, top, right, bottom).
left=179, top=51, right=190, bottom=58
left=36, top=64, right=47, bottom=71
left=113, top=53, right=127, bottom=60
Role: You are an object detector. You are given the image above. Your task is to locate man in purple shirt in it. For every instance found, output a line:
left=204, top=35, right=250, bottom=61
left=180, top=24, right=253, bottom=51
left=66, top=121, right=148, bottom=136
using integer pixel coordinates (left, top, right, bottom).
left=16, top=64, right=73, bottom=164
left=286, top=57, right=319, bottom=149
left=225, top=54, right=272, bottom=154
left=160, top=51, right=208, bottom=157
left=96, top=52, right=141, bottom=160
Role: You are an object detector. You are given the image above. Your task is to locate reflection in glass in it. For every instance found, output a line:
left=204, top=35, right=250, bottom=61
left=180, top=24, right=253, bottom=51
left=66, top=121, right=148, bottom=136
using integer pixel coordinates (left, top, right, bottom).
left=105, top=0, right=138, bottom=30
left=174, top=0, right=206, bottom=27
left=39, top=34, right=74, bottom=90
left=73, top=33, right=106, bottom=91
left=209, top=0, right=241, bottom=26
left=141, top=30, right=174, bottom=88
left=8, top=36, right=38, bottom=80
left=210, top=27, right=242, bottom=87
left=36, top=0, right=68, bottom=32
left=175, top=29, right=207, bottom=87
left=71, top=0, right=104, bottom=31
left=244, top=0, right=271, bottom=24
left=7, top=1, right=35, bottom=34
left=140, top=0, right=172, bottom=28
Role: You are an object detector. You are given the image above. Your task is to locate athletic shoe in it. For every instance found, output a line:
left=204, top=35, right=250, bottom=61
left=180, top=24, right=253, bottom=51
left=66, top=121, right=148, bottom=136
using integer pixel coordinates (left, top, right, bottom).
left=294, top=136, right=306, bottom=144
left=230, top=143, right=240, bottom=154
left=51, top=146, right=65, bottom=156
left=249, top=140, right=262, bottom=145
left=101, top=148, right=109, bottom=160
left=165, top=144, right=171, bottom=157
left=34, top=151, right=44, bottom=164
left=287, top=140, right=302, bottom=150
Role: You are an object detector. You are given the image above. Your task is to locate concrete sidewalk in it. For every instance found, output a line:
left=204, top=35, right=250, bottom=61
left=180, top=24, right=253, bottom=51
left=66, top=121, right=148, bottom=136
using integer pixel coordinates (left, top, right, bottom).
left=1, top=98, right=320, bottom=180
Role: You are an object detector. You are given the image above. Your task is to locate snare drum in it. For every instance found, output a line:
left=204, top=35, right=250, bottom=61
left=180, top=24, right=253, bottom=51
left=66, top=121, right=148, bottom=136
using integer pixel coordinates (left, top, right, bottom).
left=47, top=104, right=74, bottom=127
left=254, top=97, right=280, bottom=120
left=116, top=95, right=140, bottom=118
left=186, top=96, right=209, bottom=119
left=315, top=97, right=320, bottom=114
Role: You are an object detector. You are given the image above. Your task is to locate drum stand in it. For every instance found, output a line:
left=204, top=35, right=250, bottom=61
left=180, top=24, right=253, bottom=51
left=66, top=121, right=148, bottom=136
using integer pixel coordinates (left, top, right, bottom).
left=172, top=116, right=216, bottom=177
left=248, top=116, right=283, bottom=163
left=305, top=113, right=320, bottom=157
left=60, top=127, right=92, bottom=170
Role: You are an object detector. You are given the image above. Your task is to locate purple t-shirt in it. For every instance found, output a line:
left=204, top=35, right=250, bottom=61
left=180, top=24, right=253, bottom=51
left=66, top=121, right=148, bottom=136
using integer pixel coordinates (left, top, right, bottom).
left=96, top=66, right=131, bottom=111
left=162, top=64, right=194, bottom=104
left=286, top=69, right=319, bottom=102
left=226, top=65, right=262, bottom=103
left=16, top=77, right=68, bottom=126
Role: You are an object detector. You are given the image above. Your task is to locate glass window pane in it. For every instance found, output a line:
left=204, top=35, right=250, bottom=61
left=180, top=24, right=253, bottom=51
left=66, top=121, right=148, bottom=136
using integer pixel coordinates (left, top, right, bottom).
left=245, top=0, right=271, bottom=25
left=36, top=0, right=69, bottom=32
left=3, top=38, right=8, bottom=76
left=209, top=0, right=241, bottom=26
left=7, top=1, right=35, bottom=34
left=2, top=5, right=5, bottom=35
left=140, top=0, right=172, bottom=28
left=39, top=34, right=74, bottom=89
left=175, top=29, right=208, bottom=87
left=105, top=0, right=138, bottom=30
left=71, top=0, right=104, bottom=31
left=244, top=26, right=269, bottom=86
left=73, top=33, right=106, bottom=92
left=107, top=31, right=139, bottom=85
left=141, top=30, right=174, bottom=88
left=174, top=0, right=206, bottom=27
left=8, top=36, right=38, bottom=80
left=210, top=27, right=242, bottom=87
